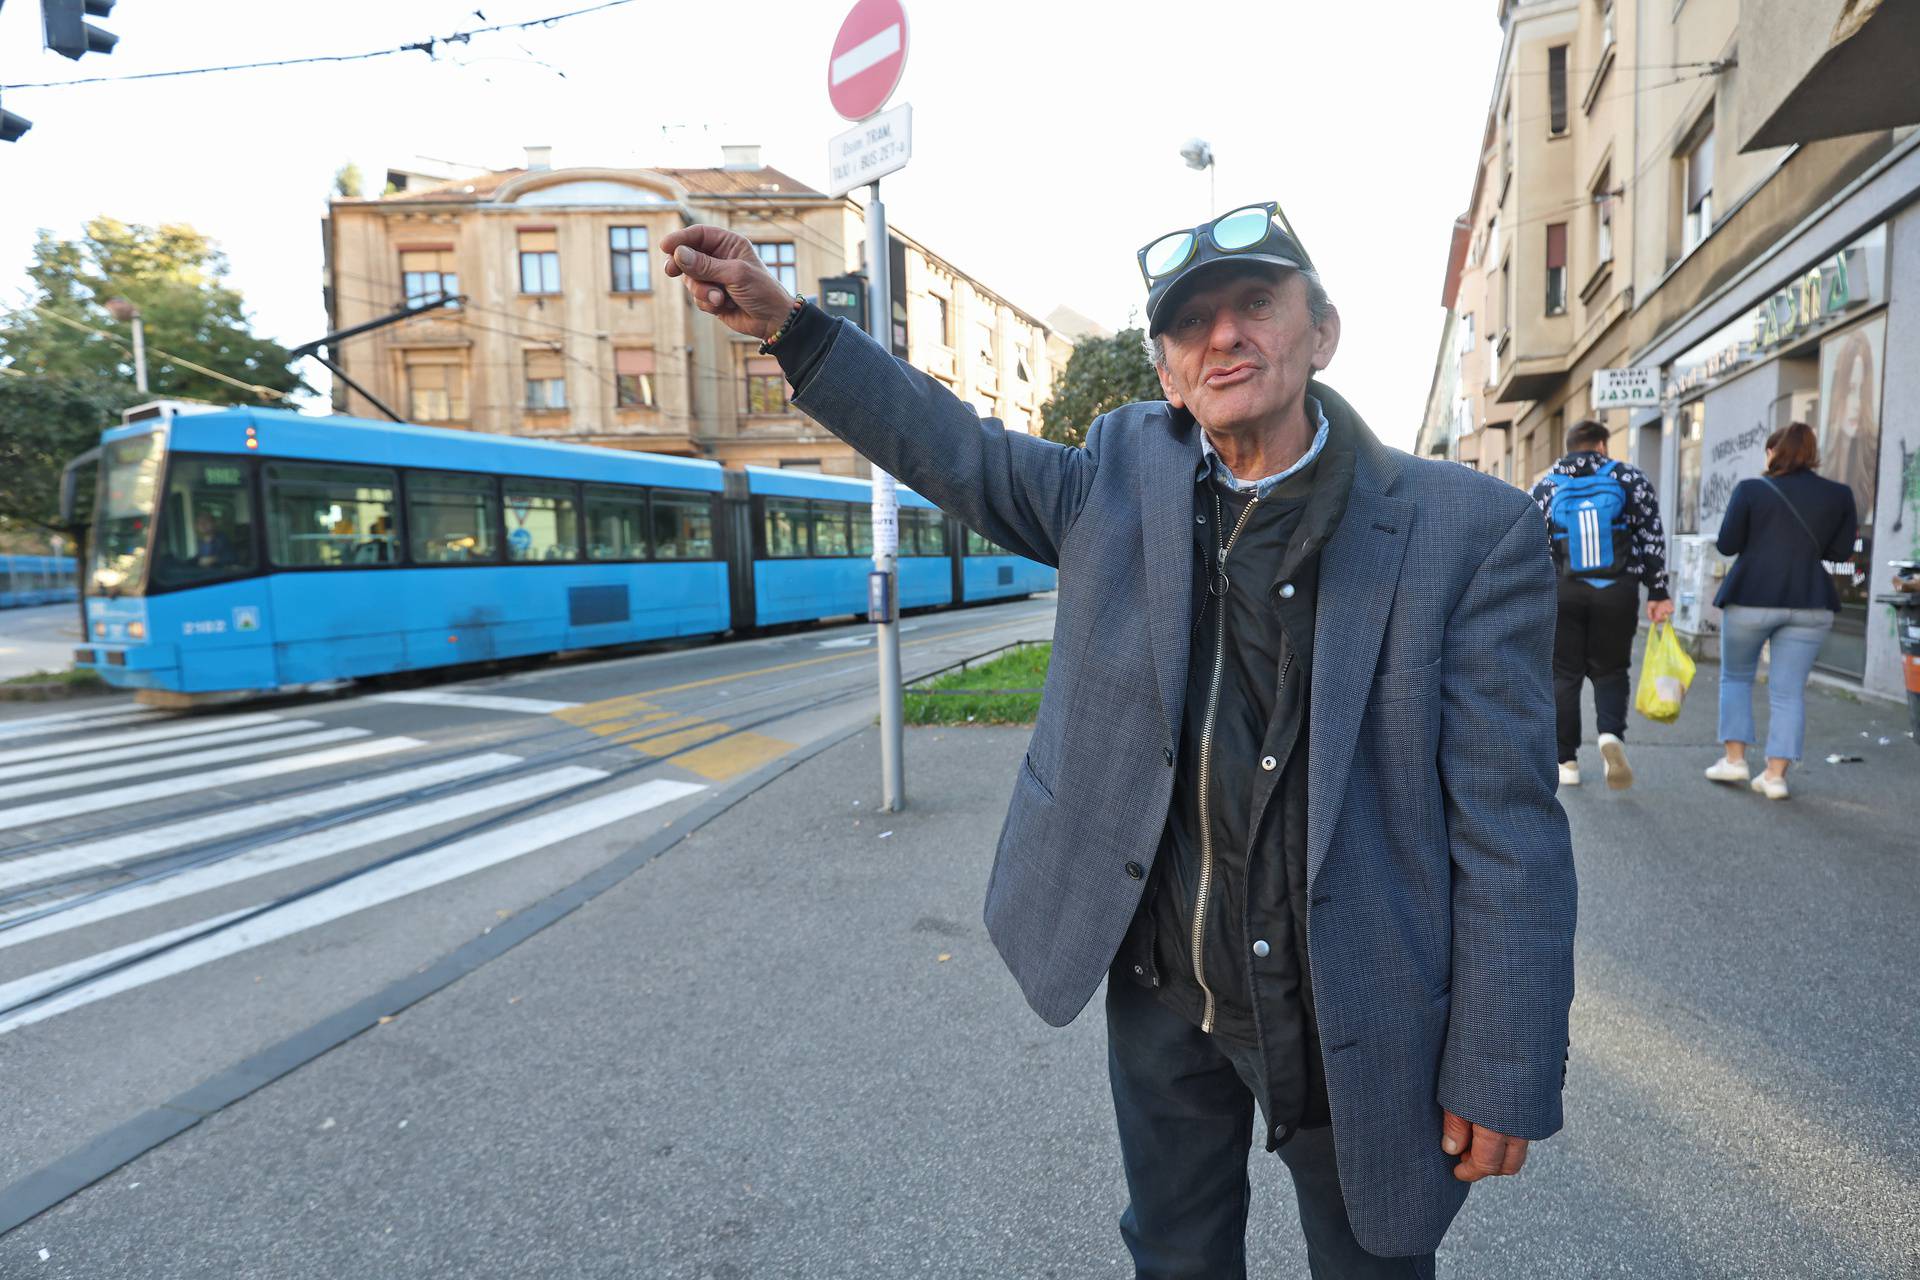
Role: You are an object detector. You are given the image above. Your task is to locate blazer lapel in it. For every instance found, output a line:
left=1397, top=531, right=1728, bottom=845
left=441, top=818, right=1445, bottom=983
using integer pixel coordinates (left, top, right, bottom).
left=1139, top=410, right=1199, bottom=744
left=1307, top=449, right=1413, bottom=887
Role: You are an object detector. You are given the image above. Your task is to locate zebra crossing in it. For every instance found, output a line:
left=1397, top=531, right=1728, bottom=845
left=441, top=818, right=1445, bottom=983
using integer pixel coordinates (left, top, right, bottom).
left=0, top=698, right=709, bottom=1041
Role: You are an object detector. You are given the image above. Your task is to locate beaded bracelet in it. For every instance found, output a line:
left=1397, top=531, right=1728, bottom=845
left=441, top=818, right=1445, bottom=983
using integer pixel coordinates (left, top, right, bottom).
left=759, top=297, right=806, bottom=354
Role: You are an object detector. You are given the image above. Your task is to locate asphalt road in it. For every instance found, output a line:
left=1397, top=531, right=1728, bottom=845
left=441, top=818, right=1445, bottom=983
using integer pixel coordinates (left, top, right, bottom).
left=0, top=603, right=82, bottom=682
left=2, top=619, right=1915, bottom=1277
left=0, top=596, right=1054, bottom=1223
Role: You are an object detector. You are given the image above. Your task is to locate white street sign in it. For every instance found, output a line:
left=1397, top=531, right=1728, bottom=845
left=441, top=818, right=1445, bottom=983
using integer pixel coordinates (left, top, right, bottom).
left=828, top=103, right=912, bottom=198
left=1592, top=365, right=1660, bottom=408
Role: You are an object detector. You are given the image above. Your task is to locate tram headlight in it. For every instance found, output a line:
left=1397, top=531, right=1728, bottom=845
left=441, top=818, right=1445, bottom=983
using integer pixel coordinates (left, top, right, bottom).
left=93, top=621, right=106, bottom=639
left=127, top=620, right=146, bottom=640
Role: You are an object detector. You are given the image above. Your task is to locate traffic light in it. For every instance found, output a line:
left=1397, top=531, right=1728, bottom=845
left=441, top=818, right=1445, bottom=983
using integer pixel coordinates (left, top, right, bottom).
left=0, top=95, right=30, bottom=143
left=43, top=0, right=118, bottom=61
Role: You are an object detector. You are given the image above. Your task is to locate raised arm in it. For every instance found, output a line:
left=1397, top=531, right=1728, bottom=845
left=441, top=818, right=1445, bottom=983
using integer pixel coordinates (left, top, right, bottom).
left=662, top=225, right=1098, bottom=566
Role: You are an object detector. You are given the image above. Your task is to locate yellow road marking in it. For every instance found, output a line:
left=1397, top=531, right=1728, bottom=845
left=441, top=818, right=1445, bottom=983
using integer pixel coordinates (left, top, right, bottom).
left=549, top=613, right=1046, bottom=781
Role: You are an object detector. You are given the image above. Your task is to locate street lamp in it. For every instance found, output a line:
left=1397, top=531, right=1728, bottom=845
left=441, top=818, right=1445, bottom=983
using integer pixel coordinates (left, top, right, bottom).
left=103, top=296, right=147, bottom=393
left=1180, top=137, right=1215, bottom=213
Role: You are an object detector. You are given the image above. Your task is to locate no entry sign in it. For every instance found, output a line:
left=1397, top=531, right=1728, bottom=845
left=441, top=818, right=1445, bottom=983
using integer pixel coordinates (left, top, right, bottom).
left=828, top=0, right=908, bottom=122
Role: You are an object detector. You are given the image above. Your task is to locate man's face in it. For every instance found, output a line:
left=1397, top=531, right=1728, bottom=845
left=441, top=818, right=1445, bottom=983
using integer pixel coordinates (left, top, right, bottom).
left=1154, top=267, right=1339, bottom=434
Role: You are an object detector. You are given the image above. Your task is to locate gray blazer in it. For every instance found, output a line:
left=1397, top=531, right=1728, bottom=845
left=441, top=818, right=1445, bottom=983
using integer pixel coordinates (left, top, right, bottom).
left=791, top=319, right=1577, bottom=1257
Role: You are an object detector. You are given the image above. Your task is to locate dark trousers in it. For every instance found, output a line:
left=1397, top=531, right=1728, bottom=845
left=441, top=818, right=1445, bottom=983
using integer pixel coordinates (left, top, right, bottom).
left=1105, top=978, right=1436, bottom=1279
left=1552, top=577, right=1640, bottom=764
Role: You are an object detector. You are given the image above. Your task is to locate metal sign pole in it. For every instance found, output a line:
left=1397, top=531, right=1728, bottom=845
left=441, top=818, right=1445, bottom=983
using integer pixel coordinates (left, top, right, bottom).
left=867, top=179, right=905, bottom=812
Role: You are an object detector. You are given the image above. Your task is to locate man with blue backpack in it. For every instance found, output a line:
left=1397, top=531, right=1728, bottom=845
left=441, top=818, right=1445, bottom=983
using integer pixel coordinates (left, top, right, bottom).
left=1530, top=419, right=1673, bottom=790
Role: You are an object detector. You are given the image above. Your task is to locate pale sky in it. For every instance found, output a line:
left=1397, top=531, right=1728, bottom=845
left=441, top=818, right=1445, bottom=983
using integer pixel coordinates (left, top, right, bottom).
left=0, top=0, right=1502, bottom=449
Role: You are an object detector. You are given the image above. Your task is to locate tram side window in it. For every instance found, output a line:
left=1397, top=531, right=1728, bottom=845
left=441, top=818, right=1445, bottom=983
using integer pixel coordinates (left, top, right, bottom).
left=762, top=498, right=809, bottom=558
left=503, top=480, right=580, bottom=562
left=965, top=528, right=1008, bottom=556
left=849, top=503, right=874, bottom=556
left=585, top=485, right=647, bottom=560
left=408, top=471, right=500, bottom=563
left=265, top=463, right=399, bottom=568
left=811, top=500, right=851, bottom=557
left=652, top=490, right=714, bottom=559
left=917, top=509, right=949, bottom=556
left=152, top=457, right=257, bottom=588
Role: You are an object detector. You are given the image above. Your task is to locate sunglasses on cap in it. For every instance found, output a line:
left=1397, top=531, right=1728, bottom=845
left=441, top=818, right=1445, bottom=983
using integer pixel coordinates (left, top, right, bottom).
left=1135, top=201, right=1313, bottom=286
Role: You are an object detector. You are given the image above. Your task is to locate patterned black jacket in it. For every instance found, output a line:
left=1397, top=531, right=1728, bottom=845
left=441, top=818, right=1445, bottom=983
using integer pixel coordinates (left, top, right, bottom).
left=1529, top=451, right=1670, bottom=600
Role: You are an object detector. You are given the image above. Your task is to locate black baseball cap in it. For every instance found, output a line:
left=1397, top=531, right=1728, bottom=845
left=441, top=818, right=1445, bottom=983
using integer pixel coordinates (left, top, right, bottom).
left=1139, top=202, right=1314, bottom=337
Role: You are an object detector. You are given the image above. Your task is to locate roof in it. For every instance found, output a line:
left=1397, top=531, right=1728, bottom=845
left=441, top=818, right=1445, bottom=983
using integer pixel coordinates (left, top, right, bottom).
left=345, top=165, right=823, bottom=207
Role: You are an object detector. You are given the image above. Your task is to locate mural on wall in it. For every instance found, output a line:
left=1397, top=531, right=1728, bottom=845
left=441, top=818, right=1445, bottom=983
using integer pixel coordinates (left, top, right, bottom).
left=1819, top=314, right=1886, bottom=525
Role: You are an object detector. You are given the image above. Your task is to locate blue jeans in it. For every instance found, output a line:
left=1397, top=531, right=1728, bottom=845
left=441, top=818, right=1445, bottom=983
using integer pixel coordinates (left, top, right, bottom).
left=1717, top=604, right=1835, bottom=762
left=1106, top=978, right=1435, bottom=1279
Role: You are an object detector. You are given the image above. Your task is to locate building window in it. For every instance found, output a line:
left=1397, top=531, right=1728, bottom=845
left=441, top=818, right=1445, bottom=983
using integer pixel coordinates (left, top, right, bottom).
left=1682, top=126, right=1715, bottom=254
left=933, top=294, right=953, bottom=347
left=609, top=225, right=650, bottom=293
left=502, top=479, right=580, bottom=562
left=756, top=241, right=797, bottom=293
left=1459, top=314, right=1475, bottom=353
left=1015, top=349, right=1032, bottom=382
left=405, top=359, right=468, bottom=422
left=1548, top=46, right=1568, bottom=136
left=745, top=355, right=788, bottom=414
left=1594, top=164, right=1615, bottom=265
left=400, top=249, right=458, bottom=308
left=1600, top=0, right=1615, bottom=51
left=615, top=348, right=656, bottom=409
left=974, top=321, right=996, bottom=367
left=524, top=349, right=566, bottom=411
left=1546, top=223, right=1568, bottom=315
left=518, top=229, right=561, bottom=295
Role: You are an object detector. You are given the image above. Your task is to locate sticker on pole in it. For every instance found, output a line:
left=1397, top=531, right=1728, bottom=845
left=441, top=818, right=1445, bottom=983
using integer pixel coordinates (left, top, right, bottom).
left=829, top=0, right=908, bottom=122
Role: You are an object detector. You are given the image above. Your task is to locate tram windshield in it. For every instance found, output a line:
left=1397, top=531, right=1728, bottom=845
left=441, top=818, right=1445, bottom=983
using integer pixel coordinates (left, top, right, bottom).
left=91, top=431, right=164, bottom=596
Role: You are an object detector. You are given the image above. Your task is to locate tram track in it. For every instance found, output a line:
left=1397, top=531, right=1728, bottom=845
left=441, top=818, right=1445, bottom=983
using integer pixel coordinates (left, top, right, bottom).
left=0, top=618, right=1052, bottom=1020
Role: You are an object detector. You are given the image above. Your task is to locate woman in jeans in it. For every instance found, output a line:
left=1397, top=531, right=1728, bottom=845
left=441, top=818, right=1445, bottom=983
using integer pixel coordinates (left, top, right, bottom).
left=1705, top=422, right=1857, bottom=799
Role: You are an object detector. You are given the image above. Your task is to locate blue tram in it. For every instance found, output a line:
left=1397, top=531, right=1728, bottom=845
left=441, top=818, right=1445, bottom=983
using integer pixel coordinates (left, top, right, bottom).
left=0, top=555, right=77, bottom=609
left=73, top=407, right=1055, bottom=697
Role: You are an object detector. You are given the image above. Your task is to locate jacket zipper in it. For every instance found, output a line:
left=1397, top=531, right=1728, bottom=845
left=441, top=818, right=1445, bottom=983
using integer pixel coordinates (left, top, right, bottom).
left=1193, top=489, right=1260, bottom=1034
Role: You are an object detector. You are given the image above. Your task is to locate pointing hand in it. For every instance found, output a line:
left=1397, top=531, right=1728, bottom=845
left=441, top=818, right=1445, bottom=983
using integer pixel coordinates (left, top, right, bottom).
left=660, top=224, right=796, bottom=343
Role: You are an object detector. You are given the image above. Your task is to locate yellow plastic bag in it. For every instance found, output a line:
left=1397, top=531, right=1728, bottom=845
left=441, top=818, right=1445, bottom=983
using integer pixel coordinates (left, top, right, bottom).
left=1634, top=622, right=1696, bottom=723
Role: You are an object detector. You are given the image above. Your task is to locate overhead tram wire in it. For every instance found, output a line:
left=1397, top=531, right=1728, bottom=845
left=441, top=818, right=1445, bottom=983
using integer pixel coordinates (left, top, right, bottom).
left=29, top=305, right=301, bottom=403
left=0, top=0, right=640, bottom=91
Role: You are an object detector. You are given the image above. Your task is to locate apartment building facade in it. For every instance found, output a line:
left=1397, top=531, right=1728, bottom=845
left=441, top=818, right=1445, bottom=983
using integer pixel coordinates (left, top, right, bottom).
left=322, top=146, right=1060, bottom=477
left=1420, top=0, right=1920, bottom=702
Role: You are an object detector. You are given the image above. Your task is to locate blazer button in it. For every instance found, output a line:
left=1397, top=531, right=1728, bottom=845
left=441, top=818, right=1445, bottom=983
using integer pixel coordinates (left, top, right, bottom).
left=1252, top=939, right=1271, bottom=958
left=1277, top=582, right=1296, bottom=600
left=1124, top=861, right=1144, bottom=880
left=1260, top=755, right=1277, bottom=771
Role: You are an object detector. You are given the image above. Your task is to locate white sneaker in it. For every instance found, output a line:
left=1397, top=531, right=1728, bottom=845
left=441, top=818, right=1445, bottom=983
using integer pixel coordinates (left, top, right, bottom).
left=1598, top=734, right=1633, bottom=791
left=1704, top=757, right=1751, bottom=784
left=1751, top=773, right=1790, bottom=801
left=1558, top=761, right=1580, bottom=787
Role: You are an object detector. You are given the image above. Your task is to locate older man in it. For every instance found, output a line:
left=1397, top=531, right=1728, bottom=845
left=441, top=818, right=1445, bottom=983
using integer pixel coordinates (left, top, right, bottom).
left=662, top=205, right=1576, bottom=1279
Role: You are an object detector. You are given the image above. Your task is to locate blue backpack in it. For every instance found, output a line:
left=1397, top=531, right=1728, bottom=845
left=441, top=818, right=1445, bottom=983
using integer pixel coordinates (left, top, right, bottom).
left=1545, top=461, right=1629, bottom=578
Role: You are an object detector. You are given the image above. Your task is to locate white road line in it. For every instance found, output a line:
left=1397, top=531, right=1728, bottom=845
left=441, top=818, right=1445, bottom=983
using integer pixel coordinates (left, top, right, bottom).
left=830, top=23, right=901, bottom=84
left=0, top=702, right=150, bottom=733
left=817, top=636, right=872, bottom=649
left=0, top=709, right=160, bottom=742
left=0, top=766, right=608, bottom=952
left=0, top=719, right=320, bottom=782
left=0, top=778, right=707, bottom=1034
left=367, top=691, right=580, bottom=714
left=0, top=711, right=289, bottom=767
left=0, top=753, right=520, bottom=892
left=0, top=736, right=423, bottom=834
left=0, top=727, right=372, bottom=805
left=0, top=910, right=252, bottom=1011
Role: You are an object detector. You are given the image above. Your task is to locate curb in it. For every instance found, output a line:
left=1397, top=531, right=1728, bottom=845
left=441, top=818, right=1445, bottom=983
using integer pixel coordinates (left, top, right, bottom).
left=0, top=680, right=110, bottom=704
left=0, top=718, right=872, bottom=1239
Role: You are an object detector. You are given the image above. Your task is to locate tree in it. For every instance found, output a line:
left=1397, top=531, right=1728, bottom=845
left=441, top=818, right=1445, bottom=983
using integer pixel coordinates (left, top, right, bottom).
left=334, top=163, right=365, bottom=198
left=0, top=371, right=140, bottom=535
left=1037, top=326, right=1162, bottom=449
left=0, top=217, right=305, bottom=406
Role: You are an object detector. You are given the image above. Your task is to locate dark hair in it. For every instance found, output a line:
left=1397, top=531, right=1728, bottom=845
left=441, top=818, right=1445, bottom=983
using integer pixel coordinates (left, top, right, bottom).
left=1765, top=421, right=1819, bottom=475
left=1565, top=419, right=1610, bottom=453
